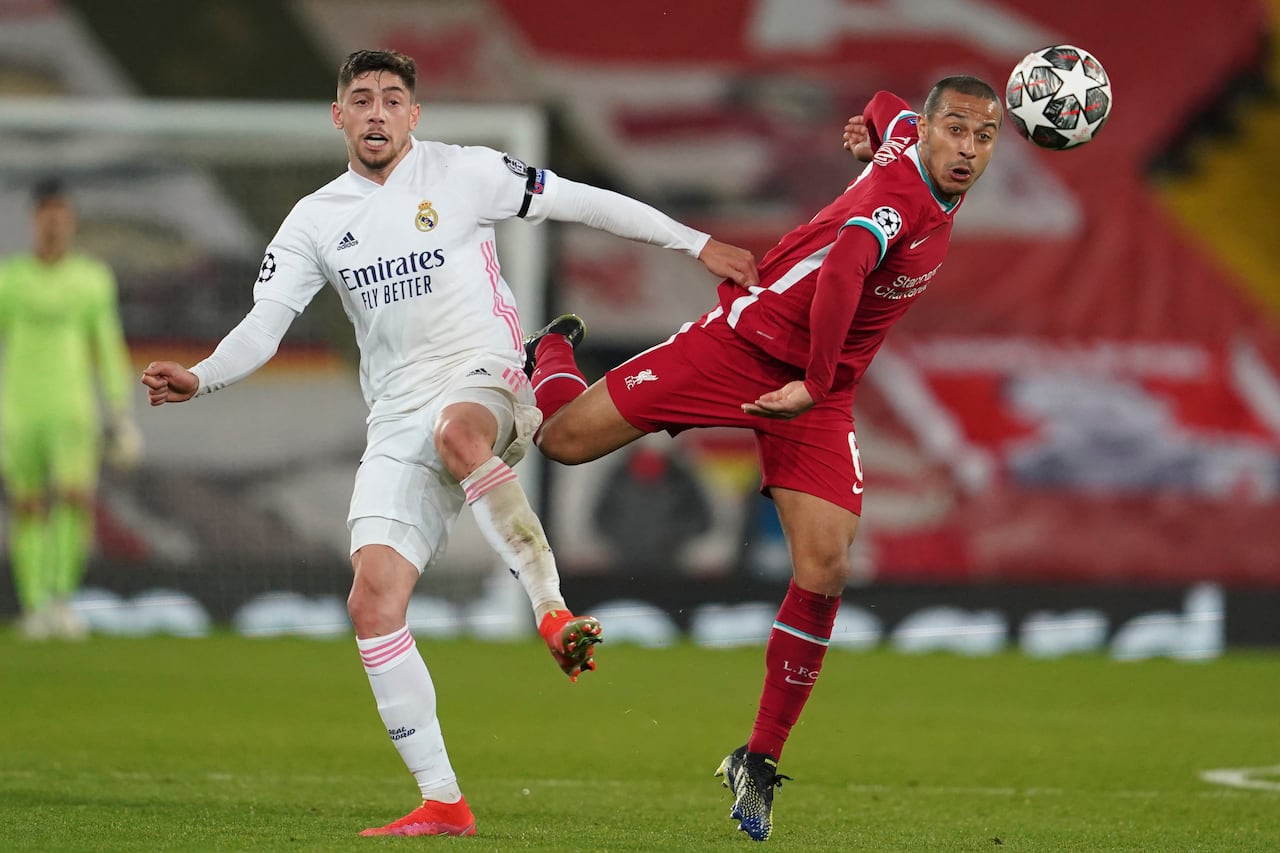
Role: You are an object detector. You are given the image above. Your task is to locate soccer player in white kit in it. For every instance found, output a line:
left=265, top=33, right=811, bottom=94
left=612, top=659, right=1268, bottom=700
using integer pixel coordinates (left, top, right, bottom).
left=141, top=49, right=757, bottom=837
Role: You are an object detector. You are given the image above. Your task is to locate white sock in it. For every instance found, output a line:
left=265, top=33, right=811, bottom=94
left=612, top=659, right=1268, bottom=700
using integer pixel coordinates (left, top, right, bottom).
left=357, top=625, right=462, bottom=802
left=462, top=456, right=565, bottom=618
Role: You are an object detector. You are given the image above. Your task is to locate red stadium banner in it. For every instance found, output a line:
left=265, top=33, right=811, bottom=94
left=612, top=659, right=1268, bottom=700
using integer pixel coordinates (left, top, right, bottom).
left=480, top=0, right=1280, bottom=587
left=856, top=335, right=1280, bottom=586
left=291, top=0, right=1280, bottom=589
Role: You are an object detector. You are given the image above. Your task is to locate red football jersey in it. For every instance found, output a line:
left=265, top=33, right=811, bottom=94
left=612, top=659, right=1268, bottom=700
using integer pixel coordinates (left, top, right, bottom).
left=715, top=90, right=964, bottom=402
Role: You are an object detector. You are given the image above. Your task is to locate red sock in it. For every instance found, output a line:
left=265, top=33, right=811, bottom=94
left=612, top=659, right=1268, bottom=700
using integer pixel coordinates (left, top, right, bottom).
left=531, top=335, right=589, bottom=423
left=748, top=580, right=839, bottom=761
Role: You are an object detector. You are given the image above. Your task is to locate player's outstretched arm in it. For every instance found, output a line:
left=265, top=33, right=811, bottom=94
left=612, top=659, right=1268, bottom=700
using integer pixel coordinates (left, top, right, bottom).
left=544, top=178, right=758, bottom=284
left=141, top=361, right=199, bottom=406
left=742, top=380, right=815, bottom=420
left=699, top=238, right=758, bottom=288
left=141, top=300, right=297, bottom=407
left=843, top=115, right=875, bottom=163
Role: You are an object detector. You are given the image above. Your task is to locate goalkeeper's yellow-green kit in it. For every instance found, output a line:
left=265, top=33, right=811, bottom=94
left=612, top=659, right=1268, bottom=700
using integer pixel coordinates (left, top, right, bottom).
left=0, top=252, right=133, bottom=611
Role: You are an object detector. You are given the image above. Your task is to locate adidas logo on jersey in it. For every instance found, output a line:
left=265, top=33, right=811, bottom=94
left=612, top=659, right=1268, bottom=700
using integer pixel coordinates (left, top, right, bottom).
left=337, top=231, right=359, bottom=250
left=466, top=368, right=491, bottom=377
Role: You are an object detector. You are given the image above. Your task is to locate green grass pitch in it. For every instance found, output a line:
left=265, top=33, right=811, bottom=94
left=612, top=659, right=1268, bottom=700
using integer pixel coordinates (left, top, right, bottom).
left=1, top=631, right=1277, bottom=851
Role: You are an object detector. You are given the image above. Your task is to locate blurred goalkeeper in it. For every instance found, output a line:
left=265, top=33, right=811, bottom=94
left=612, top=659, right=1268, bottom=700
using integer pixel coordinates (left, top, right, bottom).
left=525, top=76, right=1002, bottom=842
left=140, top=48, right=755, bottom=838
left=0, top=177, right=142, bottom=640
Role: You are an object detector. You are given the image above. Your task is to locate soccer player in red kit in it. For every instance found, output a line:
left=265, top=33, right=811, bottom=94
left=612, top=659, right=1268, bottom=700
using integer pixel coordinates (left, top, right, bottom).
left=525, top=75, right=1002, bottom=841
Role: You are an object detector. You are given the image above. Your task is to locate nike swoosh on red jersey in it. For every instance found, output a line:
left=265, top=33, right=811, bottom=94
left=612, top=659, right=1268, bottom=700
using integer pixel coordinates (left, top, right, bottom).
left=909, top=235, right=931, bottom=249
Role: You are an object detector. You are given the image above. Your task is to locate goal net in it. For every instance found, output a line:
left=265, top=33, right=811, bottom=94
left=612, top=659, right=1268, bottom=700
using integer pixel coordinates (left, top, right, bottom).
left=0, top=97, right=549, bottom=636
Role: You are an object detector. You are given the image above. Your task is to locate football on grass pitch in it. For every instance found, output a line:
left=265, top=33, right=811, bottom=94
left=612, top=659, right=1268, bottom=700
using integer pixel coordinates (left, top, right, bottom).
left=1005, top=44, right=1112, bottom=149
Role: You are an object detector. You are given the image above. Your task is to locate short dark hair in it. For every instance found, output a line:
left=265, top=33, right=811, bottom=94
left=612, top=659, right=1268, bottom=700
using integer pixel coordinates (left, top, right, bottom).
left=337, top=49, right=417, bottom=98
left=923, top=75, right=1002, bottom=124
left=31, top=176, right=67, bottom=205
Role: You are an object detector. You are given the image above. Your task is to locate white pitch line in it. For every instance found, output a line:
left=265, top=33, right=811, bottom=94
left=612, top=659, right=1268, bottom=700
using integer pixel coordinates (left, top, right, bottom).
left=1201, top=766, right=1280, bottom=792
left=847, top=783, right=1269, bottom=799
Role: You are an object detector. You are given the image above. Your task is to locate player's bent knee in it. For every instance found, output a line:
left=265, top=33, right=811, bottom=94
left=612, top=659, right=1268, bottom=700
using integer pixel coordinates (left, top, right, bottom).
left=532, top=414, right=561, bottom=448
left=533, top=419, right=583, bottom=465
left=538, top=412, right=635, bottom=465
left=347, top=583, right=403, bottom=637
left=434, top=422, right=496, bottom=478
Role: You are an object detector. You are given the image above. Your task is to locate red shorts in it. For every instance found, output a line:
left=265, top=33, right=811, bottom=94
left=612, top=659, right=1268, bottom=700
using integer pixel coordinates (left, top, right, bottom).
left=604, top=312, right=866, bottom=515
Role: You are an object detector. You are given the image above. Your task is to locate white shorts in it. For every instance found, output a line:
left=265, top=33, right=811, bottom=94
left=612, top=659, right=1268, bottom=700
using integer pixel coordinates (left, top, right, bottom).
left=348, top=353, right=541, bottom=572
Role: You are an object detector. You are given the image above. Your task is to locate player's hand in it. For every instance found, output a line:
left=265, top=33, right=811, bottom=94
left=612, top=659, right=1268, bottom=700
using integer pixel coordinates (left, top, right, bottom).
left=103, top=418, right=143, bottom=470
left=742, top=380, right=814, bottom=419
left=141, top=361, right=199, bottom=406
left=699, top=238, right=758, bottom=288
left=843, top=115, right=875, bottom=163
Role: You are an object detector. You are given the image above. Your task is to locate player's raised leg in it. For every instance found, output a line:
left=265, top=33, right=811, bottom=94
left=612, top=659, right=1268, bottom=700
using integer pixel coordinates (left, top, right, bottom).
left=523, top=313, right=587, bottom=379
left=436, top=396, right=601, bottom=680
left=524, top=313, right=591, bottom=431
left=535, top=374, right=647, bottom=465
left=524, top=311, right=648, bottom=465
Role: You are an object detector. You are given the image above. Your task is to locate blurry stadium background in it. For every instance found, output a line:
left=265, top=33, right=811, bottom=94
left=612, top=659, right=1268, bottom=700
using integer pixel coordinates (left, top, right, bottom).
left=0, top=0, right=1277, bottom=657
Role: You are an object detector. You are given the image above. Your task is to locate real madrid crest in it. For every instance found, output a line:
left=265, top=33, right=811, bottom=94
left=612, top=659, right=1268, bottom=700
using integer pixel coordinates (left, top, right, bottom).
left=415, top=200, right=439, bottom=232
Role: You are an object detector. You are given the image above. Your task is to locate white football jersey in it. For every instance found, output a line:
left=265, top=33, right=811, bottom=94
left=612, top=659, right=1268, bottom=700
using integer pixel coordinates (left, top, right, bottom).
left=253, top=138, right=558, bottom=418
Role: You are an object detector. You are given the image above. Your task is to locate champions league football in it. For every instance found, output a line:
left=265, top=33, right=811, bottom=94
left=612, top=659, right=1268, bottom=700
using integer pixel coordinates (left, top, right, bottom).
left=1005, top=44, right=1112, bottom=149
